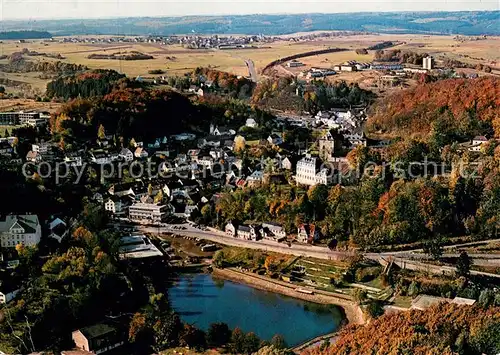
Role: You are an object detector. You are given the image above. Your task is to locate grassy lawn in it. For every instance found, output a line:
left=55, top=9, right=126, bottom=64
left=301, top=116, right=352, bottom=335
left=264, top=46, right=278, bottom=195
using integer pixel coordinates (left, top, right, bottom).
left=0, top=98, right=62, bottom=112
left=392, top=296, right=413, bottom=309
left=289, top=257, right=348, bottom=291
left=364, top=275, right=387, bottom=290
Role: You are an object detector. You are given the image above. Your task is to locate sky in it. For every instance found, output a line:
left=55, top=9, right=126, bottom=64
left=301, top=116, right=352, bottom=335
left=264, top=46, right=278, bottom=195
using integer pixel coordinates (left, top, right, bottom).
left=0, top=0, right=498, bottom=20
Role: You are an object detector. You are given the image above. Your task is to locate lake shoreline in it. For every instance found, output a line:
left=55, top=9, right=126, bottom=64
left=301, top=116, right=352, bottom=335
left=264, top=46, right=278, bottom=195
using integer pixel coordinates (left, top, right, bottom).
left=211, top=267, right=365, bottom=327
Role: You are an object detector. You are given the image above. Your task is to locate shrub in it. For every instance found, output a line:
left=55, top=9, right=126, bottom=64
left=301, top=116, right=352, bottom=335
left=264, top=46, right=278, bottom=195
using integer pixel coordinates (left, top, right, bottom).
left=353, top=289, right=368, bottom=304
left=355, top=266, right=382, bottom=282
left=366, top=300, right=385, bottom=319
left=148, top=69, right=165, bottom=75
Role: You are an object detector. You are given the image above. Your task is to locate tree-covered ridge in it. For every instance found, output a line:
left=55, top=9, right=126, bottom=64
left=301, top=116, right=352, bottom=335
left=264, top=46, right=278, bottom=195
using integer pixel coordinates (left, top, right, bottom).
left=366, top=77, right=500, bottom=140
left=51, top=86, right=217, bottom=144
left=210, top=140, right=500, bottom=249
left=251, top=77, right=373, bottom=112
left=88, top=51, right=154, bottom=60
left=46, top=69, right=127, bottom=99
left=0, top=31, right=52, bottom=40
left=0, top=58, right=86, bottom=75
left=1, top=12, right=499, bottom=35
left=303, top=303, right=500, bottom=355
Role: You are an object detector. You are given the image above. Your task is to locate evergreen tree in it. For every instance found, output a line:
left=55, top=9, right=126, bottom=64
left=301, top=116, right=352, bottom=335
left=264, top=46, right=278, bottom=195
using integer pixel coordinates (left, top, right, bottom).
left=456, top=251, right=471, bottom=277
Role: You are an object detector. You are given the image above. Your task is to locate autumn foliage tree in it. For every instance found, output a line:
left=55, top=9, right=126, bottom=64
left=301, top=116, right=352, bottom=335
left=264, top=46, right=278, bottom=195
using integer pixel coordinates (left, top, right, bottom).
left=367, top=77, right=500, bottom=140
left=303, top=303, right=500, bottom=355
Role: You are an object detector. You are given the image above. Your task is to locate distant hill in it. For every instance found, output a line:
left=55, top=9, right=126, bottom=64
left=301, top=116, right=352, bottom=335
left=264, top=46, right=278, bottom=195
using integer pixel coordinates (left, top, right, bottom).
left=0, top=11, right=499, bottom=36
left=0, top=30, right=52, bottom=40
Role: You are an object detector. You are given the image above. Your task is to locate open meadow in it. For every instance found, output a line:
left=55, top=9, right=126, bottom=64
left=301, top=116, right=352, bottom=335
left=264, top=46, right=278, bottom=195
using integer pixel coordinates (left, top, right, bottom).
left=0, top=33, right=498, bottom=95
left=0, top=98, right=62, bottom=112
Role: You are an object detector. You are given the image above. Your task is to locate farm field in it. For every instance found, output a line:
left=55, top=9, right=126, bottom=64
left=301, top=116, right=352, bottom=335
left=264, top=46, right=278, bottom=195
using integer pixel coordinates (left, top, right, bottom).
left=0, top=98, right=62, bottom=112
left=0, top=33, right=498, bottom=95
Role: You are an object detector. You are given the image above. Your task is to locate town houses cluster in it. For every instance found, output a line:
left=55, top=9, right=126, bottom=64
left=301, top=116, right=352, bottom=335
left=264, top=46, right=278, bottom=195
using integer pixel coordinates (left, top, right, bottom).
left=225, top=221, right=320, bottom=244
left=0, top=99, right=495, bottom=305
left=0, top=104, right=494, bottom=230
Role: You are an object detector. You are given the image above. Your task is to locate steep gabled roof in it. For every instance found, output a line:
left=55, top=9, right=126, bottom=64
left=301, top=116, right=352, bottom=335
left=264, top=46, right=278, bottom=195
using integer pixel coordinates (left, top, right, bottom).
left=0, top=215, right=40, bottom=234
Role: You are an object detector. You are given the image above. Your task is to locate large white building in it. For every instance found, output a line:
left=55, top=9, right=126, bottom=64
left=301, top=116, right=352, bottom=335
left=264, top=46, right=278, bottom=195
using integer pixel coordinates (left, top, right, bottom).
left=423, top=56, right=433, bottom=70
left=0, top=111, right=40, bottom=126
left=295, top=155, right=333, bottom=186
left=129, top=203, right=169, bottom=224
left=0, top=215, right=42, bottom=248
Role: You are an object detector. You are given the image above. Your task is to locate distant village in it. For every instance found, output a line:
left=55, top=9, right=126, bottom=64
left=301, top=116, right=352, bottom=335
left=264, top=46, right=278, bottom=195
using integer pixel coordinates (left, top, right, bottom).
left=39, top=31, right=370, bottom=50
left=285, top=55, right=452, bottom=82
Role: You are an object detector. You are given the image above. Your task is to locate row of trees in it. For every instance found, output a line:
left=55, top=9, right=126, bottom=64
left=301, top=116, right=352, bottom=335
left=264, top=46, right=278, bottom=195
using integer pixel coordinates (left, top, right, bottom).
left=88, top=51, right=154, bottom=60
left=129, top=308, right=288, bottom=355
left=373, top=49, right=429, bottom=65
left=0, top=58, right=85, bottom=74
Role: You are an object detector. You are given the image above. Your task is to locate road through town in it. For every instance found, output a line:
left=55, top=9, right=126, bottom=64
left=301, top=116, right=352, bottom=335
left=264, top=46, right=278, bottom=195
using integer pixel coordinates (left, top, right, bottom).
left=139, top=224, right=358, bottom=260
left=137, top=223, right=500, bottom=278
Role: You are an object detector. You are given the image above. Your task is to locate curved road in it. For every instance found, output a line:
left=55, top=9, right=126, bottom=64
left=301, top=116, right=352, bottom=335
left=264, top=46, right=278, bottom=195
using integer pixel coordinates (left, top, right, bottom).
left=245, top=59, right=258, bottom=82
left=136, top=223, right=500, bottom=279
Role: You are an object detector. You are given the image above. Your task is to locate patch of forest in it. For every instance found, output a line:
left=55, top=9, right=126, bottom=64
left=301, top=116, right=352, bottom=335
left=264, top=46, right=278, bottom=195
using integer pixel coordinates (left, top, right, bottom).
left=304, top=303, right=500, bottom=355
left=366, top=77, right=500, bottom=140
left=87, top=51, right=154, bottom=60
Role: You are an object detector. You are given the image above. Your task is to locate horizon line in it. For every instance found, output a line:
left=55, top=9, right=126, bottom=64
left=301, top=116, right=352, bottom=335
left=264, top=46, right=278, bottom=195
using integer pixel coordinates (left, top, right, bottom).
left=2, top=9, right=499, bottom=22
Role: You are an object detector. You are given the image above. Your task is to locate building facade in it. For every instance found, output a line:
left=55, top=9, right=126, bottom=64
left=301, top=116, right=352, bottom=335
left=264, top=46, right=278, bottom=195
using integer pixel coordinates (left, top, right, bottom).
left=297, top=224, right=320, bottom=244
left=319, top=130, right=337, bottom=162
left=72, top=323, right=124, bottom=354
left=295, top=155, right=333, bottom=186
left=423, top=56, right=433, bottom=70
left=0, top=111, right=40, bottom=126
left=129, top=203, right=169, bottom=223
left=0, top=289, right=20, bottom=304
left=260, top=222, right=287, bottom=242
left=0, top=215, right=42, bottom=248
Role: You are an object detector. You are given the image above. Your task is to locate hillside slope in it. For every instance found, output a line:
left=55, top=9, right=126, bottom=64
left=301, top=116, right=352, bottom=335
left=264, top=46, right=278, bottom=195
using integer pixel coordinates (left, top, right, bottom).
left=303, top=303, right=500, bottom=355
left=366, top=77, right=500, bottom=140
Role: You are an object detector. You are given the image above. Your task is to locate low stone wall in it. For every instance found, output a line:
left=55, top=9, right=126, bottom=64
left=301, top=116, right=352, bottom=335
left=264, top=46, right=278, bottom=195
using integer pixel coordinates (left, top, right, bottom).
left=212, top=268, right=364, bottom=326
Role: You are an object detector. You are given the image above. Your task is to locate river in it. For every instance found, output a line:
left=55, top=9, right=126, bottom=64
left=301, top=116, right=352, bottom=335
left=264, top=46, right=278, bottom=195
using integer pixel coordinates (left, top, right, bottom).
left=169, top=273, right=344, bottom=347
